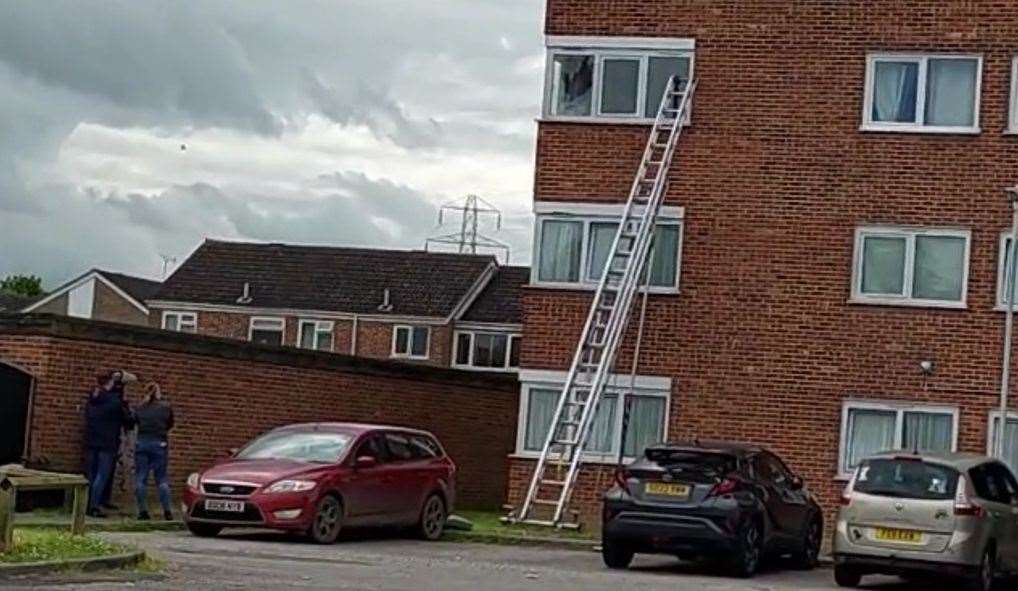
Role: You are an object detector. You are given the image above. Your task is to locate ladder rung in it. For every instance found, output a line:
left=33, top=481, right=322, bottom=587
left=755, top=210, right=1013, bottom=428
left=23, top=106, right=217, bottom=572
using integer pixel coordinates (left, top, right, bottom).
left=532, top=499, right=559, bottom=506
left=541, top=479, right=566, bottom=486
left=553, top=439, right=578, bottom=446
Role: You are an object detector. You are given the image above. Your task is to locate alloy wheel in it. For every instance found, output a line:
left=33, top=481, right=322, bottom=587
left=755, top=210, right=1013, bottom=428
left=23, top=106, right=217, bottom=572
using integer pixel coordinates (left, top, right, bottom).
left=421, top=495, right=446, bottom=540
left=312, top=496, right=341, bottom=543
left=743, top=522, right=761, bottom=574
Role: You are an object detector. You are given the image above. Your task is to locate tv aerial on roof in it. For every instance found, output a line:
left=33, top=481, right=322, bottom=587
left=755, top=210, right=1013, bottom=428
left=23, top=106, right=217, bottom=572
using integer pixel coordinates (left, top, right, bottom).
left=425, top=194, right=510, bottom=263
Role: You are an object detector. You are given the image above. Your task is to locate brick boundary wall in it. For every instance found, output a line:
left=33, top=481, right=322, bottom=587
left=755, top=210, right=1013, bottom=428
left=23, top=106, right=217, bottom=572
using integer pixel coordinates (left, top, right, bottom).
left=0, top=314, right=518, bottom=510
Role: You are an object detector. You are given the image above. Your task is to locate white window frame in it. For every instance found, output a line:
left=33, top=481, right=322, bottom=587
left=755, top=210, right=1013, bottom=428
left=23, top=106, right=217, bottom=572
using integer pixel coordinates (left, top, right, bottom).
left=837, top=400, right=959, bottom=479
left=1010, top=56, right=1018, bottom=134
left=544, top=44, right=695, bottom=124
left=452, top=331, right=522, bottom=372
left=161, top=311, right=197, bottom=333
left=391, top=325, right=430, bottom=360
left=850, top=226, right=970, bottom=309
left=996, top=232, right=1017, bottom=311
left=533, top=214, right=684, bottom=293
left=986, top=411, right=1018, bottom=460
left=515, top=377, right=671, bottom=464
left=248, top=316, right=286, bottom=346
left=298, top=319, right=334, bottom=352
left=861, top=53, right=982, bottom=134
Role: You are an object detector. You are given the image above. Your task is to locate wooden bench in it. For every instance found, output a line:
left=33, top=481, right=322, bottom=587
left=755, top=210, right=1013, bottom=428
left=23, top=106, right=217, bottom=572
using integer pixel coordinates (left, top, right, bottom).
left=0, top=464, right=89, bottom=553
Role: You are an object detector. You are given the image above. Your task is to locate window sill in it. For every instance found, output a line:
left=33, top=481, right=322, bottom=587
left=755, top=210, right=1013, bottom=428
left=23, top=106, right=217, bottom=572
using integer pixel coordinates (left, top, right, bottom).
left=451, top=364, right=520, bottom=373
left=537, top=116, right=691, bottom=127
left=391, top=355, right=430, bottom=361
left=1004, top=129, right=1018, bottom=136
left=847, top=297, right=967, bottom=311
left=859, top=124, right=981, bottom=136
left=509, top=452, right=629, bottom=466
left=528, top=282, right=680, bottom=296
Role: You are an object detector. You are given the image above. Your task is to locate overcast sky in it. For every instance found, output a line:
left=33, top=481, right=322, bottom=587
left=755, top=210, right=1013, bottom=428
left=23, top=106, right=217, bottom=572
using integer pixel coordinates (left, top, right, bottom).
left=0, top=0, right=544, bottom=287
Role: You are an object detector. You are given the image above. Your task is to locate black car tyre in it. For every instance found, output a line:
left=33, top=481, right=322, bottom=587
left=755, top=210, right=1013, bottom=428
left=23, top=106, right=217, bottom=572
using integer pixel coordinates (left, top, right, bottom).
left=833, top=564, right=862, bottom=588
left=601, top=539, right=634, bottom=569
left=308, top=495, right=343, bottom=544
left=966, top=547, right=997, bottom=591
left=790, top=515, right=822, bottom=570
left=728, top=519, right=763, bottom=578
left=417, top=494, right=447, bottom=541
left=186, top=522, right=222, bottom=538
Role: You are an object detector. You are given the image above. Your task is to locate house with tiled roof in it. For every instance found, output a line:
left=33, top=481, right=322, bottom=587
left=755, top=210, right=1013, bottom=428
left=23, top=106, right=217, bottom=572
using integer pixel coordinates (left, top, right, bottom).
left=21, top=269, right=161, bottom=326
left=146, top=239, right=527, bottom=371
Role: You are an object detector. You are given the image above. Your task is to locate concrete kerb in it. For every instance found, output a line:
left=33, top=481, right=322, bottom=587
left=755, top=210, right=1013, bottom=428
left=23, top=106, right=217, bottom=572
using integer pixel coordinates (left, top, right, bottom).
left=0, top=550, right=146, bottom=577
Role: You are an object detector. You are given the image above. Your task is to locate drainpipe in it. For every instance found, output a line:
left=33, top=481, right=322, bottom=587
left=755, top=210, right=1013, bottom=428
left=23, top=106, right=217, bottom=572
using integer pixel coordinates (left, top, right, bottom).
left=997, top=186, right=1018, bottom=459
left=350, top=315, right=359, bottom=356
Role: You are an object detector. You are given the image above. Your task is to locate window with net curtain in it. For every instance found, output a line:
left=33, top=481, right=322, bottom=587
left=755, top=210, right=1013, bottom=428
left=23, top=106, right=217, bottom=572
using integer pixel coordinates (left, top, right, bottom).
left=524, top=388, right=665, bottom=456
left=870, top=57, right=978, bottom=128
left=844, top=407, right=954, bottom=472
left=538, top=220, right=583, bottom=282
left=858, top=231, right=966, bottom=302
left=990, top=416, right=1018, bottom=473
left=588, top=223, right=681, bottom=288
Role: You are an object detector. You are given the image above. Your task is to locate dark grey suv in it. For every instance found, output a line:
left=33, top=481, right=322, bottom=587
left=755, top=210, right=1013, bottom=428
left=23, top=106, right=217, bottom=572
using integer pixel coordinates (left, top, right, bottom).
left=601, top=441, right=823, bottom=577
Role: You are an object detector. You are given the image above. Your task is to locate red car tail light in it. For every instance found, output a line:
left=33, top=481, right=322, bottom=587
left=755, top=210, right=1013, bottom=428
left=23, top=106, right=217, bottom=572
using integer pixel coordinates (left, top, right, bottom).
left=613, top=468, right=632, bottom=495
left=954, top=475, right=985, bottom=517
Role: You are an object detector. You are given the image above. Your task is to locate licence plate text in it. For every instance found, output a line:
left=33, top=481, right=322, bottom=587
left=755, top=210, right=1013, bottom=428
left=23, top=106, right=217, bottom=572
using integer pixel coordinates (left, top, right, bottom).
left=874, top=527, right=923, bottom=543
left=205, top=499, right=244, bottom=513
left=645, top=482, right=691, bottom=498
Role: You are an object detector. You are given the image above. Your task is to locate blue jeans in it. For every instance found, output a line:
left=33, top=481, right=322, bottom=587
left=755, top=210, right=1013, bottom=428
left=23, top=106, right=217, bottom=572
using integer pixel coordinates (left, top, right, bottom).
left=134, top=438, right=172, bottom=514
left=86, top=448, right=115, bottom=512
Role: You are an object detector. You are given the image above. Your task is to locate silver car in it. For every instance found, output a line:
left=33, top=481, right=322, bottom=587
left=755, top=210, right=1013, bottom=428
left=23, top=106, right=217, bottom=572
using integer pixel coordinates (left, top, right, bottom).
left=833, top=451, right=1018, bottom=591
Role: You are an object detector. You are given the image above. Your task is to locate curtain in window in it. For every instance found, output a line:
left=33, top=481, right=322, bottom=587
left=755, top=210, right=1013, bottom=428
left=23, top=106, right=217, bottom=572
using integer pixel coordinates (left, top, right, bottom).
left=913, top=236, right=965, bottom=301
left=587, top=222, right=619, bottom=281
left=646, top=57, right=690, bottom=117
left=601, top=59, right=640, bottom=115
left=648, top=226, right=680, bottom=287
left=539, top=220, right=582, bottom=282
left=300, top=324, right=316, bottom=349
left=925, top=59, right=977, bottom=127
left=317, top=330, right=333, bottom=351
left=861, top=236, right=906, bottom=295
left=525, top=389, right=559, bottom=450
left=1004, top=238, right=1017, bottom=308
left=902, top=412, right=953, bottom=453
left=164, top=315, right=179, bottom=331
left=410, top=328, right=428, bottom=356
left=623, top=396, right=665, bottom=457
left=993, top=418, right=1018, bottom=473
left=872, top=61, right=918, bottom=123
left=585, top=394, right=618, bottom=453
left=554, top=55, right=594, bottom=116
left=846, top=409, right=896, bottom=469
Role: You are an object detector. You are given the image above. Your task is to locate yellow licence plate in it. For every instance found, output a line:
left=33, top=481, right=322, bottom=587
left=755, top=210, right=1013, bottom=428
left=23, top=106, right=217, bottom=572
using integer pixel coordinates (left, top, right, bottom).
left=874, top=528, right=923, bottom=543
left=645, top=482, right=691, bottom=498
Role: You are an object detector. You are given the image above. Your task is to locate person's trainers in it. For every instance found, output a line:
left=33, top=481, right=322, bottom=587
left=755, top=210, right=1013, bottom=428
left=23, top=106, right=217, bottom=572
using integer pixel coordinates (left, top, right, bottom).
left=138, top=511, right=151, bottom=521
left=163, top=510, right=174, bottom=521
left=87, top=508, right=107, bottom=518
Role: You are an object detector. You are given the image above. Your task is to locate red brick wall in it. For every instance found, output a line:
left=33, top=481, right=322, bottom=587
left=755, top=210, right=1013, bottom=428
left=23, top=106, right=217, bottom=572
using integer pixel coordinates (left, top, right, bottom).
left=514, top=1, right=1018, bottom=532
left=0, top=316, right=518, bottom=510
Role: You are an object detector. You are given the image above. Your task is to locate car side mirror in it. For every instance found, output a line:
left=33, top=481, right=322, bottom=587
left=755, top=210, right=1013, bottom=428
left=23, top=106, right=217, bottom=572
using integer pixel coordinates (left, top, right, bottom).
left=789, top=475, right=804, bottom=490
left=354, top=456, right=377, bottom=470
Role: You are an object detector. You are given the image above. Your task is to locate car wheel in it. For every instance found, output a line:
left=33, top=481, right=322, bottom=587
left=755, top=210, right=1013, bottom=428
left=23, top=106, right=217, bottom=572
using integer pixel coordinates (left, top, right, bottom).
left=790, top=515, right=822, bottom=570
left=966, top=548, right=996, bottom=591
left=728, top=519, right=763, bottom=578
left=417, top=494, right=446, bottom=541
left=601, top=539, right=634, bottom=569
left=308, top=495, right=343, bottom=544
left=186, top=522, right=222, bottom=538
left=833, top=564, right=862, bottom=588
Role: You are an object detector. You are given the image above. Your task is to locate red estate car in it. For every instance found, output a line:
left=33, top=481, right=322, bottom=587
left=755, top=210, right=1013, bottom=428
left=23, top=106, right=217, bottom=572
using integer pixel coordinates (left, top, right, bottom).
left=182, top=423, right=456, bottom=543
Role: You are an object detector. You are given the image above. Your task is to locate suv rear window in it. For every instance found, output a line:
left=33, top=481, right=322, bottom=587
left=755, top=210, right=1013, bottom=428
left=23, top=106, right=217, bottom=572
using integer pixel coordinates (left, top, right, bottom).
left=855, top=458, right=959, bottom=501
left=645, top=448, right=738, bottom=476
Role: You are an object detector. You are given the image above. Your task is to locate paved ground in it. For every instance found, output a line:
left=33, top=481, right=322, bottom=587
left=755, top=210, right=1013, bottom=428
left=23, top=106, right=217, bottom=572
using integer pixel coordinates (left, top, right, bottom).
left=2, top=529, right=928, bottom=591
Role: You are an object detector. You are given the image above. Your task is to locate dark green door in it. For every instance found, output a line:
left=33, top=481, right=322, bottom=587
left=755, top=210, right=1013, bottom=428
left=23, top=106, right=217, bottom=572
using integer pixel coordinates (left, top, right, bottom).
left=0, top=363, right=31, bottom=464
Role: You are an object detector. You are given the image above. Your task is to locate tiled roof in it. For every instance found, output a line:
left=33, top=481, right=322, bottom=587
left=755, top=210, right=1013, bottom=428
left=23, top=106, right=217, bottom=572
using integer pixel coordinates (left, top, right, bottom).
left=95, top=270, right=162, bottom=305
left=460, top=266, right=529, bottom=324
left=152, top=240, right=498, bottom=318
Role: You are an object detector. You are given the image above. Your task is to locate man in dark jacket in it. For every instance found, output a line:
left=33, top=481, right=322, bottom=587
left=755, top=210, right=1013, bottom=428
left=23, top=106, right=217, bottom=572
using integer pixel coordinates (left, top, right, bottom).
left=133, top=382, right=175, bottom=520
left=84, top=370, right=134, bottom=517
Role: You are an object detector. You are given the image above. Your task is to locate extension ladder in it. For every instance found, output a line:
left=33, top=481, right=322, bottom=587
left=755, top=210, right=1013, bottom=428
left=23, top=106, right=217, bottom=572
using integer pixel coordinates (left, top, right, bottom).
left=511, top=75, right=698, bottom=527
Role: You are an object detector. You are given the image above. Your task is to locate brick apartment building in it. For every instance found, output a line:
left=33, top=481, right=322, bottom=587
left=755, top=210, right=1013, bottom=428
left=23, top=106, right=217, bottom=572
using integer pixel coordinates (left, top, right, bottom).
left=507, top=1, right=1018, bottom=527
left=147, top=239, right=527, bottom=373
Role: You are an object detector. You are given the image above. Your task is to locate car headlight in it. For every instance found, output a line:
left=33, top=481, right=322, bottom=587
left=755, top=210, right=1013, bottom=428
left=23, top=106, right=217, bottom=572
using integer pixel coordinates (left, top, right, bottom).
left=265, top=480, right=317, bottom=494
left=186, top=473, right=201, bottom=490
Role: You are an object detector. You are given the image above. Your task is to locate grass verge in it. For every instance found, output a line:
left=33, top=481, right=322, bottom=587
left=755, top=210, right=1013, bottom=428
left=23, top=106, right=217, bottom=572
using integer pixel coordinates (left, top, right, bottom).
left=447, top=511, right=597, bottom=547
left=0, top=528, right=131, bottom=564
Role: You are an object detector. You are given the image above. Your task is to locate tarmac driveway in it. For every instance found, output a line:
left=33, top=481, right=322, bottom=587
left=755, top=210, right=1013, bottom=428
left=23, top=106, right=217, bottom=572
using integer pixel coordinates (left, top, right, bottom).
left=3, top=529, right=929, bottom=591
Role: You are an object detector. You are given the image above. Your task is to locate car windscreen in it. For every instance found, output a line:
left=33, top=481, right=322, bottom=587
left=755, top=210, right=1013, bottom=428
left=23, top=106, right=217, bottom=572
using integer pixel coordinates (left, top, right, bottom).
left=237, top=431, right=353, bottom=463
left=854, top=458, right=959, bottom=501
left=645, top=448, right=737, bottom=476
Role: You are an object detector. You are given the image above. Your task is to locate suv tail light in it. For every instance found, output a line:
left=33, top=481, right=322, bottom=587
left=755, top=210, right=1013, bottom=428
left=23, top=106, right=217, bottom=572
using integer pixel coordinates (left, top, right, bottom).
left=707, top=477, right=738, bottom=498
left=840, top=471, right=856, bottom=506
left=954, top=474, right=985, bottom=517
